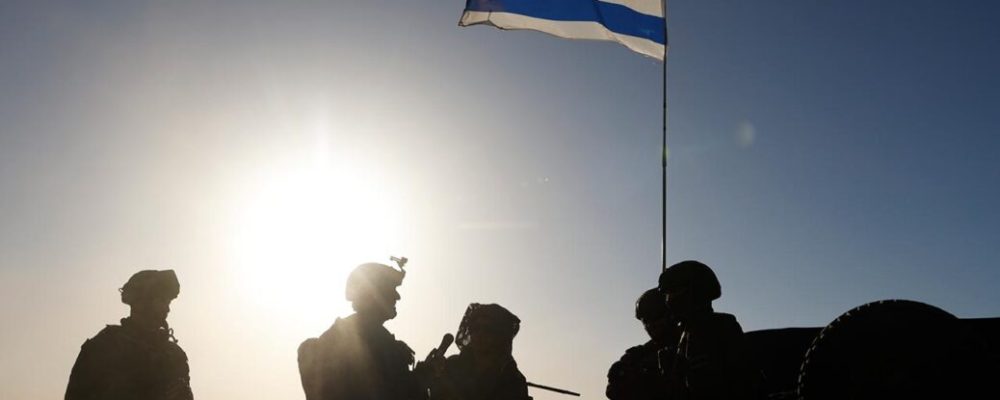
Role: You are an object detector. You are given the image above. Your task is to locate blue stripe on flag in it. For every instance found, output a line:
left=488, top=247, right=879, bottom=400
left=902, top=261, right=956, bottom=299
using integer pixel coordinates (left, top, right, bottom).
left=464, top=0, right=665, bottom=45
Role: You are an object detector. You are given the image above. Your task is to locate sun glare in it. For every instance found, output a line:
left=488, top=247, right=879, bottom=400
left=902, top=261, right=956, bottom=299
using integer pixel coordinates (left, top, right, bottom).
left=229, top=159, right=404, bottom=331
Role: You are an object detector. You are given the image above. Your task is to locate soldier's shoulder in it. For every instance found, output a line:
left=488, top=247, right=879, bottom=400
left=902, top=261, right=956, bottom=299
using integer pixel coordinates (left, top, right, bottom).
left=710, top=312, right=744, bottom=331
left=503, top=358, right=529, bottom=387
left=318, top=318, right=348, bottom=342
left=95, top=324, right=125, bottom=336
left=612, top=346, right=647, bottom=369
left=164, top=339, right=189, bottom=358
left=74, top=325, right=131, bottom=363
left=392, top=336, right=414, bottom=353
left=621, top=341, right=658, bottom=360
left=299, top=337, right=321, bottom=354
left=311, top=318, right=362, bottom=357
left=84, top=325, right=126, bottom=347
left=506, top=358, right=527, bottom=377
left=389, top=338, right=415, bottom=366
left=445, top=353, right=464, bottom=364
left=373, top=324, right=414, bottom=362
left=712, top=312, right=738, bottom=322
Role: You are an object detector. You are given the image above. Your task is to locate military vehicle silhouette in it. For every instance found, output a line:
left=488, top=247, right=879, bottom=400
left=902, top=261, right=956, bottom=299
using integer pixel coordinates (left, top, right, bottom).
left=746, top=299, right=1000, bottom=399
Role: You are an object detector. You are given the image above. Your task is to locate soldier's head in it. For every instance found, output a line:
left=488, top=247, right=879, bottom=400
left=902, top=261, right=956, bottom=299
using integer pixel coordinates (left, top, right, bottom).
left=120, top=269, right=180, bottom=327
left=658, top=260, right=720, bottom=321
left=635, top=288, right=680, bottom=345
left=345, top=263, right=404, bottom=322
left=456, top=303, right=520, bottom=360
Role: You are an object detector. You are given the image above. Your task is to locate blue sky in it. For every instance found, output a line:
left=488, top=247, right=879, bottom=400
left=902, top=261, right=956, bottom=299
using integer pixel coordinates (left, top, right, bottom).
left=1, top=1, right=999, bottom=399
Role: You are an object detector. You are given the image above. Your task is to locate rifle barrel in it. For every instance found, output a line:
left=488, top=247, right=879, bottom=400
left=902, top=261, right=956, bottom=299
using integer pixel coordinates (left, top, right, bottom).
left=526, top=382, right=580, bottom=397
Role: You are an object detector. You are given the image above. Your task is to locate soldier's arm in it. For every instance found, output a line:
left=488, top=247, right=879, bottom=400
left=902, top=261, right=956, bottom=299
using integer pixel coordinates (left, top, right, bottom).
left=163, top=344, right=194, bottom=400
left=413, top=340, right=447, bottom=390
left=164, top=381, right=194, bottom=400
left=498, top=363, right=531, bottom=400
left=605, top=364, right=622, bottom=399
left=606, top=345, right=649, bottom=400
left=65, top=340, right=102, bottom=400
left=685, top=317, right=754, bottom=400
left=683, top=328, right=730, bottom=400
left=606, top=359, right=633, bottom=400
left=426, top=355, right=462, bottom=400
left=317, top=347, right=355, bottom=400
left=720, top=320, right=757, bottom=400
left=164, top=346, right=194, bottom=400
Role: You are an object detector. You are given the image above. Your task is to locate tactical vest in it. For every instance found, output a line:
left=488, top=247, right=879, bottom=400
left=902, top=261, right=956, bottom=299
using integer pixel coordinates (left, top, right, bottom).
left=66, top=322, right=193, bottom=400
left=299, top=315, right=421, bottom=400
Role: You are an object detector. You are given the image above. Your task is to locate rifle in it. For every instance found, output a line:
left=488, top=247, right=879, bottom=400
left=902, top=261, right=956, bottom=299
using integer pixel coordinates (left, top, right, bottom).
left=527, top=381, right=580, bottom=397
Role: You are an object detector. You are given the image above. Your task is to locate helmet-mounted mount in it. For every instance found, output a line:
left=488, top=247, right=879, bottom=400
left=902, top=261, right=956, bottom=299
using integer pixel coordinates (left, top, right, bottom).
left=390, top=255, right=408, bottom=276
left=344, top=256, right=409, bottom=302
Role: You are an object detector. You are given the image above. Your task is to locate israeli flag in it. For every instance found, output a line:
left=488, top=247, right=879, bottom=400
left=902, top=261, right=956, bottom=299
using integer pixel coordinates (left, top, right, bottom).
left=459, top=0, right=666, bottom=60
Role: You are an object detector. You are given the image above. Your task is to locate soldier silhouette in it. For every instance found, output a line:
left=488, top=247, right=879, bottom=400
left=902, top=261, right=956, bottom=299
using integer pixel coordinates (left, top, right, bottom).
left=606, top=288, right=681, bottom=400
left=298, top=261, right=447, bottom=400
left=65, top=269, right=194, bottom=400
left=658, top=261, right=757, bottom=400
left=430, top=303, right=531, bottom=400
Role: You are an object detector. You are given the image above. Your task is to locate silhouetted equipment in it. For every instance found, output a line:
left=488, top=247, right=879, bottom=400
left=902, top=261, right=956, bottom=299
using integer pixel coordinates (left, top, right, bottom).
left=300, top=259, right=430, bottom=400
left=745, top=299, right=1000, bottom=399
left=67, top=269, right=192, bottom=400
left=455, top=303, right=521, bottom=352
left=658, top=260, right=758, bottom=400
left=299, top=313, right=421, bottom=400
left=526, top=382, right=580, bottom=397
left=431, top=303, right=533, bottom=400
left=433, top=333, right=455, bottom=359
left=744, top=327, right=820, bottom=398
left=608, top=287, right=679, bottom=400
left=344, top=262, right=405, bottom=302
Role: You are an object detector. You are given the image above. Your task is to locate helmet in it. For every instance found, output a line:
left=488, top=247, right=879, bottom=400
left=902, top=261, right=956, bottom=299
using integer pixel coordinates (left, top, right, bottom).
left=658, top=260, right=721, bottom=302
left=120, top=270, right=180, bottom=305
left=455, top=303, right=521, bottom=352
left=635, top=288, right=668, bottom=321
left=345, top=263, right=404, bottom=302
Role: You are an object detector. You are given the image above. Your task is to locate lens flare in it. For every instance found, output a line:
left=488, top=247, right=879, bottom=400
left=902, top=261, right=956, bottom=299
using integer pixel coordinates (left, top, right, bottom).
left=228, top=160, right=403, bottom=331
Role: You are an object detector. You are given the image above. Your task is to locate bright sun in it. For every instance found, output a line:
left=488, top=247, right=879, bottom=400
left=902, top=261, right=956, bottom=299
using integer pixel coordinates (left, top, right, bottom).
left=228, top=158, right=404, bottom=330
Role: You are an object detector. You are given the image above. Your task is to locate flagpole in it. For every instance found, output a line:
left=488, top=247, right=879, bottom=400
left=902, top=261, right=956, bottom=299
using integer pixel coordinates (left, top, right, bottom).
left=661, top=3, right=669, bottom=272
